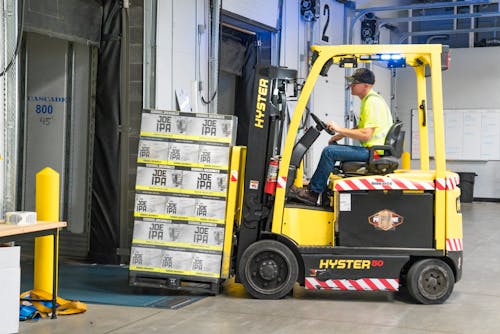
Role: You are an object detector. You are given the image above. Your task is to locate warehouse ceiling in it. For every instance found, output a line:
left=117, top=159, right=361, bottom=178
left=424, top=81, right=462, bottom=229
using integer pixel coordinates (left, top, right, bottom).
left=353, top=0, right=500, bottom=47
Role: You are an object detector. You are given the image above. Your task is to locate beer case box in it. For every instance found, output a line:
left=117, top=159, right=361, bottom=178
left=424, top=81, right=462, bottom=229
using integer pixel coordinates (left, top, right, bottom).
left=136, top=166, right=229, bottom=195
left=136, top=164, right=230, bottom=197
left=140, top=110, right=237, bottom=142
left=135, top=193, right=195, bottom=217
left=136, top=165, right=184, bottom=190
left=134, top=193, right=227, bottom=222
left=189, top=197, right=227, bottom=221
left=164, top=142, right=200, bottom=164
left=132, top=219, right=225, bottom=250
left=140, top=112, right=184, bottom=136
left=197, top=144, right=230, bottom=166
left=138, top=139, right=231, bottom=169
left=134, top=193, right=170, bottom=216
left=180, top=168, right=228, bottom=194
left=129, top=245, right=222, bottom=277
left=138, top=140, right=209, bottom=165
left=137, top=138, right=170, bottom=162
left=180, top=114, right=236, bottom=139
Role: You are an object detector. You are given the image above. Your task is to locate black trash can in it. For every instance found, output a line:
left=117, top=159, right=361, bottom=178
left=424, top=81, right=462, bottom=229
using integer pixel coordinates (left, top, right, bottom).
left=457, top=172, right=477, bottom=203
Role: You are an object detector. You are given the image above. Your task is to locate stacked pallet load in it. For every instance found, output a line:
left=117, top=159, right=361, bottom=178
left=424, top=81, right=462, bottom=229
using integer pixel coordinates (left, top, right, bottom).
left=129, top=109, right=236, bottom=293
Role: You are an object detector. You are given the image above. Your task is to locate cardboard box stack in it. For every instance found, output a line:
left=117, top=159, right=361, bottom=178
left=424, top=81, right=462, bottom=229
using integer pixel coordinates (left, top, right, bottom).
left=129, top=110, right=236, bottom=281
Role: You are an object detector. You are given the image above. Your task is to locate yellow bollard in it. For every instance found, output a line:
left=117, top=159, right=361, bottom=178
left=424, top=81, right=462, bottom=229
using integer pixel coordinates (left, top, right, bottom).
left=401, top=151, right=411, bottom=170
left=34, top=167, right=60, bottom=295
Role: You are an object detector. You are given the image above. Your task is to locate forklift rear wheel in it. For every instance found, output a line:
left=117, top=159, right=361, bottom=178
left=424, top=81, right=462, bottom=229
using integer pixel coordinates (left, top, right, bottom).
left=407, top=258, right=454, bottom=304
left=239, top=240, right=298, bottom=300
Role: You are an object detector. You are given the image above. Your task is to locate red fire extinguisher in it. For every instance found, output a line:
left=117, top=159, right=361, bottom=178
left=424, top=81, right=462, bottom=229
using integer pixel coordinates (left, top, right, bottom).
left=264, top=156, right=280, bottom=195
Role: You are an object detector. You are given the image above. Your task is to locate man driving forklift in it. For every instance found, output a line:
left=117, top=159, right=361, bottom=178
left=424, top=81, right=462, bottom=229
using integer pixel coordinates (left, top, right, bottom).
left=291, top=68, right=393, bottom=205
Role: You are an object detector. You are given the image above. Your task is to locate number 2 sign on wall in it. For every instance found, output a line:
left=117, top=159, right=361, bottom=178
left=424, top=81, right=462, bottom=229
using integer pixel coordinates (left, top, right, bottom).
left=321, top=4, right=330, bottom=43
left=318, top=0, right=344, bottom=45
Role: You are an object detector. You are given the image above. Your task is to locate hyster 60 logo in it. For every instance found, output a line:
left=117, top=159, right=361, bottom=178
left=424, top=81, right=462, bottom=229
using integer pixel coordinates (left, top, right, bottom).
left=318, top=259, right=385, bottom=269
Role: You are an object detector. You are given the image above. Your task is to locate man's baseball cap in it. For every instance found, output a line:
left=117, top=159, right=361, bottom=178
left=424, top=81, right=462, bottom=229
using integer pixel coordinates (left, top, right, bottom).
left=346, top=68, right=375, bottom=84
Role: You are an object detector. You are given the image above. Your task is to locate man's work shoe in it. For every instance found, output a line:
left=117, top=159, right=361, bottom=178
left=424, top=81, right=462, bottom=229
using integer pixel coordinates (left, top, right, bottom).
left=290, top=187, right=319, bottom=206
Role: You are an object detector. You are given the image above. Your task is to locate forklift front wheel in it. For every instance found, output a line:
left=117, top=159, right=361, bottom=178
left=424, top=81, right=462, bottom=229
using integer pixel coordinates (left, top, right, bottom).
left=407, top=258, right=455, bottom=304
left=239, top=240, right=299, bottom=300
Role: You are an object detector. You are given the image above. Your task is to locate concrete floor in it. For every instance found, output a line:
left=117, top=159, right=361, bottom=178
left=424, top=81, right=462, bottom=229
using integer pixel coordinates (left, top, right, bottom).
left=20, top=202, right=500, bottom=334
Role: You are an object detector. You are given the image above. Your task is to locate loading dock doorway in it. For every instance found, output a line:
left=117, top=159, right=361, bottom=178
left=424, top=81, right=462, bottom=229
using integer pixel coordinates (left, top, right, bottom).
left=218, top=19, right=273, bottom=145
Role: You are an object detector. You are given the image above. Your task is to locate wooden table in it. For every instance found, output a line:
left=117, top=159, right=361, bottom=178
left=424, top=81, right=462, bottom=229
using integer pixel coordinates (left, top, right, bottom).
left=0, top=221, right=67, bottom=319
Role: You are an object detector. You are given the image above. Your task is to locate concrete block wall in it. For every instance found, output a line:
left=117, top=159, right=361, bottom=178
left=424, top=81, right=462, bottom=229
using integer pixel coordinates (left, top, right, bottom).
left=127, top=0, right=144, bottom=248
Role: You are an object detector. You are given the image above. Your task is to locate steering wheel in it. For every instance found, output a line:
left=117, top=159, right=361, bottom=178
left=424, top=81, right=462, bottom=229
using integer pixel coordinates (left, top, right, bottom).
left=310, top=113, right=335, bottom=136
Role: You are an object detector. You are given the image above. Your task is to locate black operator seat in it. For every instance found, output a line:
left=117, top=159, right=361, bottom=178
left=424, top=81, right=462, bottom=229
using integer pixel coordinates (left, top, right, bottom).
left=340, top=121, right=405, bottom=176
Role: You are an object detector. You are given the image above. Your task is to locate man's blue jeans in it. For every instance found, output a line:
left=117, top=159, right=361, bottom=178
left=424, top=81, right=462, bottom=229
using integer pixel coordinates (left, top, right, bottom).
left=308, top=144, right=369, bottom=193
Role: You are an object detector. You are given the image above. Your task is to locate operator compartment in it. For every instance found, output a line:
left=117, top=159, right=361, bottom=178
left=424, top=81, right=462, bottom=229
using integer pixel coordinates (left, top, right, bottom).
left=335, top=176, right=435, bottom=249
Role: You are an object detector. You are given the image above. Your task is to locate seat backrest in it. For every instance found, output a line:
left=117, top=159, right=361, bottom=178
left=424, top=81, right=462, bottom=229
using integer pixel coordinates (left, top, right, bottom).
left=383, top=121, right=404, bottom=158
left=364, top=121, right=405, bottom=174
left=393, top=130, right=405, bottom=158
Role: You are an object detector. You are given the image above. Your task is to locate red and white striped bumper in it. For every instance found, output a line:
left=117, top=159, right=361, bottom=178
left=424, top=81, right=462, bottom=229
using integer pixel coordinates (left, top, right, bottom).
left=305, top=277, right=399, bottom=291
left=446, top=238, right=463, bottom=251
left=334, top=175, right=459, bottom=191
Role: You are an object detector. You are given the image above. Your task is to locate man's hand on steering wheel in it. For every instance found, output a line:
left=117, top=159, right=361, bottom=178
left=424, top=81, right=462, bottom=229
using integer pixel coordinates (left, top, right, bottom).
left=326, top=120, right=339, bottom=133
left=326, top=120, right=343, bottom=144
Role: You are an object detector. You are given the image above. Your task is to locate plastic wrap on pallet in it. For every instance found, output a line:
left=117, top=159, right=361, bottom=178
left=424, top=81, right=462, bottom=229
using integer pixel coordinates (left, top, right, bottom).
left=130, top=110, right=237, bottom=284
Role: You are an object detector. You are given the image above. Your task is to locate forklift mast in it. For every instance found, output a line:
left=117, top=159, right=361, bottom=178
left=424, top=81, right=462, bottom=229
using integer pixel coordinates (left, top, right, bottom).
left=236, top=65, right=297, bottom=269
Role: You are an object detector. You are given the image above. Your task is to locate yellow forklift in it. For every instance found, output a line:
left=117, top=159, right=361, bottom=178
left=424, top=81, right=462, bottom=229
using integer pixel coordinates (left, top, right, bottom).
left=221, top=44, right=463, bottom=304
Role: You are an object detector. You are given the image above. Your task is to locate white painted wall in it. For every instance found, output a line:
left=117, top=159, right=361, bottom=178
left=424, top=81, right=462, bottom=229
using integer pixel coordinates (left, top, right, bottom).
left=279, top=0, right=303, bottom=78
left=222, top=0, right=279, bottom=29
left=155, top=0, right=209, bottom=113
left=395, top=46, right=500, bottom=199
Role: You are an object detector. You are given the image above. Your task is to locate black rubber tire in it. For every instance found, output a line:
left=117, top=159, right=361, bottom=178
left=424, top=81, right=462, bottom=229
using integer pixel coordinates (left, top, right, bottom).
left=407, top=258, right=455, bottom=304
left=238, top=240, right=299, bottom=300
